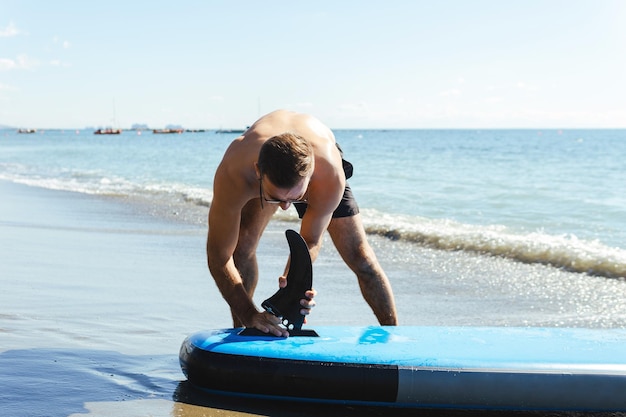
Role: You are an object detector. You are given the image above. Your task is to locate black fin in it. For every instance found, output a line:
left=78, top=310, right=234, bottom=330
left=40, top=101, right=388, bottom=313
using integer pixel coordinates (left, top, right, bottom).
left=261, top=229, right=312, bottom=331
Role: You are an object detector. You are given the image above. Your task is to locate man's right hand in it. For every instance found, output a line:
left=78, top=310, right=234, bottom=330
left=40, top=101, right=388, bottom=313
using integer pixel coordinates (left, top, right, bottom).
left=248, top=311, right=289, bottom=337
left=279, top=275, right=317, bottom=315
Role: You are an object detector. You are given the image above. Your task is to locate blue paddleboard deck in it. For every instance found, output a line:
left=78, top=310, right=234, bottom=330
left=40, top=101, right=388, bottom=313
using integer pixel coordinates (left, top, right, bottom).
left=179, top=326, right=626, bottom=411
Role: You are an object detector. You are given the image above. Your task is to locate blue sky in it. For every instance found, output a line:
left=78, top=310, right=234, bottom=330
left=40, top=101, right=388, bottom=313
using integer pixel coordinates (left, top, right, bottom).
left=1, top=1, right=625, bottom=129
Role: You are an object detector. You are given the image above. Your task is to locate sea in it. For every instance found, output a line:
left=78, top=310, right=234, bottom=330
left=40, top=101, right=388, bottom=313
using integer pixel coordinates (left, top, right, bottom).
left=3, top=127, right=626, bottom=325
left=2, top=128, right=625, bottom=277
left=2, top=127, right=626, bottom=416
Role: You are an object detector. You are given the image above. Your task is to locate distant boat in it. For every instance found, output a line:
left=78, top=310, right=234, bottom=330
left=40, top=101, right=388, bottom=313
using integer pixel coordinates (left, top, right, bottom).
left=215, top=128, right=247, bottom=134
left=17, top=128, right=37, bottom=134
left=153, top=128, right=184, bottom=134
left=97, top=98, right=122, bottom=135
left=94, top=128, right=122, bottom=135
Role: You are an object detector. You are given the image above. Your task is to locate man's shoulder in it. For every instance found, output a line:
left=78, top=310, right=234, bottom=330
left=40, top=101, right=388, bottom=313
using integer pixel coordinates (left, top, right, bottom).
left=222, top=134, right=262, bottom=160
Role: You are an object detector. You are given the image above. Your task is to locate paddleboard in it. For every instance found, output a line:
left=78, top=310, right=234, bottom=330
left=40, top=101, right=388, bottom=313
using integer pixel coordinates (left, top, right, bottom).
left=179, top=325, right=626, bottom=411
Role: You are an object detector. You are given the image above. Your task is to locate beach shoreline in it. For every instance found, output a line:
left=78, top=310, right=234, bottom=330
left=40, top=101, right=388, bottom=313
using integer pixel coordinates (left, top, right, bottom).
left=2, top=180, right=626, bottom=416
left=0, top=180, right=317, bottom=417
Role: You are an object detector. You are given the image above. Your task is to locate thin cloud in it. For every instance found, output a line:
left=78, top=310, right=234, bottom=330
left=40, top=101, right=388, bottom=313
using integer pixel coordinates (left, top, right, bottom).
left=0, top=55, right=39, bottom=71
left=0, top=22, right=22, bottom=37
left=49, top=59, right=71, bottom=68
left=0, top=58, right=14, bottom=70
left=52, top=36, right=71, bottom=49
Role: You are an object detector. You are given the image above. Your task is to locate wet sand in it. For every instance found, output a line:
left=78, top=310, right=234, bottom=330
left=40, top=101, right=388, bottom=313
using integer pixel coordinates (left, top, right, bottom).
left=1, top=181, right=624, bottom=417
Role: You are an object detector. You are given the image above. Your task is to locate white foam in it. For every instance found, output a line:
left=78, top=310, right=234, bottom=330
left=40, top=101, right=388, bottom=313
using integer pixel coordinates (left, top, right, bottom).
left=360, top=208, right=626, bottom=279
left=2, top=166, right=623, bottom=278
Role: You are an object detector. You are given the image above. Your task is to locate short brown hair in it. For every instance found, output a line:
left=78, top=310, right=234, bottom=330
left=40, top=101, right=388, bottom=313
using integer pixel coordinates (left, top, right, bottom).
left=257, top=132, right=314, bottom=188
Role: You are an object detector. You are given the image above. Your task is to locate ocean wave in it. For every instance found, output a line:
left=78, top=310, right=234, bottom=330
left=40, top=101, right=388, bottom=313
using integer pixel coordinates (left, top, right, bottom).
left=360, top=209, right=626, bottom=279
left=0, top=168, right=213, bottom=209
left=2, top=168, right=624, bottom=279
left=0, top=164, right=135, bottom=196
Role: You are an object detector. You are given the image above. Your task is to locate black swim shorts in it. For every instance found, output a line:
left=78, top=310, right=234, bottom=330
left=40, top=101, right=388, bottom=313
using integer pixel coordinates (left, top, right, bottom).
left=293, top=144, right=360, bottom=219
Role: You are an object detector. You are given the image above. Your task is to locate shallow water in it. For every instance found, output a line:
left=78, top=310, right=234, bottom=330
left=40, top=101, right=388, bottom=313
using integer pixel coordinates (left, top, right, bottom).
left=2, top=175, right=626, bottom=415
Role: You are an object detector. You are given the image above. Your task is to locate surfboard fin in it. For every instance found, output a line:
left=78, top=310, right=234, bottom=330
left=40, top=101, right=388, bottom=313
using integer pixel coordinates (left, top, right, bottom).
left=261, top=229, right=313, bottom=332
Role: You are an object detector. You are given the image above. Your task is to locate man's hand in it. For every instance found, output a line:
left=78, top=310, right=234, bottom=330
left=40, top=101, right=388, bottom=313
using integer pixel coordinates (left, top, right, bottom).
left=278, top=275, right=317, bottom=316
left=249, top=311, right=290, bottom=337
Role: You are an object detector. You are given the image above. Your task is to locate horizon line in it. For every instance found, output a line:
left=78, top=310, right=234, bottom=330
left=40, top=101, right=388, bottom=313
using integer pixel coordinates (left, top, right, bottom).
left=3, top=126, right=626, bottom=132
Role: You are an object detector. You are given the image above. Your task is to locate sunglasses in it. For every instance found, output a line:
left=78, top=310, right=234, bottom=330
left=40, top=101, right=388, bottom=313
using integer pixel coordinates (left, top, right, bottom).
left=259, top=178, right=308, bottom=209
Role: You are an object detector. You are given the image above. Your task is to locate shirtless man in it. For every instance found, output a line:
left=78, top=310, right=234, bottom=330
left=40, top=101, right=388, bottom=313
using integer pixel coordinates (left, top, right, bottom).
left=207, top=110, right=398, bottom=336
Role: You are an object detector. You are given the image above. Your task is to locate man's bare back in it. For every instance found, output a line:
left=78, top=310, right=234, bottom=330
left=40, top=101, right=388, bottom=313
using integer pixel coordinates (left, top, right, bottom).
left=212, top=110, right=345, bottom=250
left=217, top=110, right=343, bottom=205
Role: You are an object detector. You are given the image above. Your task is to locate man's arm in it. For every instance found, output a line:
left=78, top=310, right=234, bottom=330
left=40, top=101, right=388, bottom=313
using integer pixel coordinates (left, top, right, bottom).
left=207, top=168, right=288, bottom=336
left=299, top=157, right=345, bottom=261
